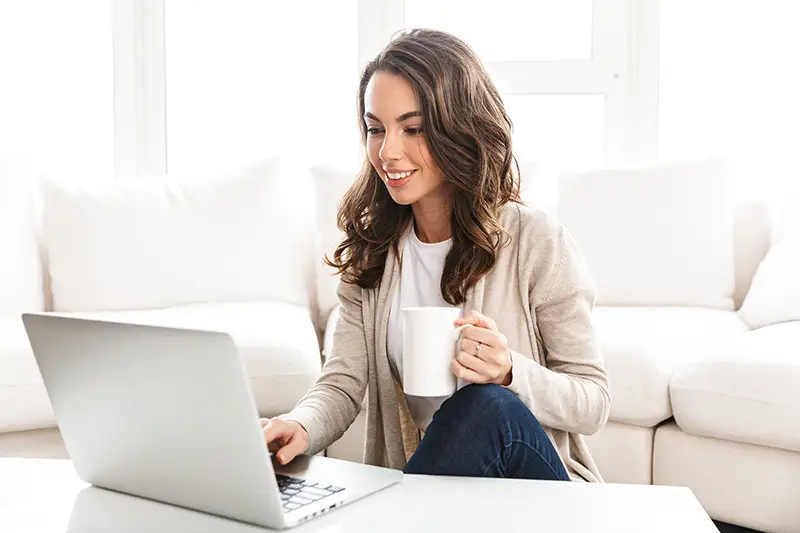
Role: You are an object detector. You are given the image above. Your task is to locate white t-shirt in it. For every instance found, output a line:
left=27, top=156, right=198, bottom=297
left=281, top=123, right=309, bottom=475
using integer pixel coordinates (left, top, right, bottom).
left=387, top=225, right=464, bottom=431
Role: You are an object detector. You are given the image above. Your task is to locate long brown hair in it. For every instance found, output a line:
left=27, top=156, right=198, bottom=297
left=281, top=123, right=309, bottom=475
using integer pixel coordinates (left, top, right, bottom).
left=326, top=29, right=523, bottom=305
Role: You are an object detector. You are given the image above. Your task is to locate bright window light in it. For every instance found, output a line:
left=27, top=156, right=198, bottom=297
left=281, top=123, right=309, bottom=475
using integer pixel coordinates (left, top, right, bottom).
left=0, top=2, right=114, bottom=181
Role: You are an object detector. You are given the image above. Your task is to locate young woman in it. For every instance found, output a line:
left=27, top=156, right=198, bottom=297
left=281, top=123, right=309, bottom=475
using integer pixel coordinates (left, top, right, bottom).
left=262, top=29, right=610, bottom=482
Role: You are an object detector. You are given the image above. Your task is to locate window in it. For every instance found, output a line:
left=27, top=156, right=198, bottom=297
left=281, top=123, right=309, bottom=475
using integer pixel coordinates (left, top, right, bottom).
left=164, top=0, right=360, bottom=175
left=369, top=0, right=634, bottom=169
left=405, top=0, right=594, bottom=62
left=0, top=2, right=115, bottom=180
left=658, top=0, right=800, bottom=197
left=505, top=95, right=605, bottom=166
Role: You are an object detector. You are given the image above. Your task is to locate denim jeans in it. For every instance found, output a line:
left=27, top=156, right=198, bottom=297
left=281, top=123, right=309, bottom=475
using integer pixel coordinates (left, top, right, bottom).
left=403, top=383, right=570, bottom=481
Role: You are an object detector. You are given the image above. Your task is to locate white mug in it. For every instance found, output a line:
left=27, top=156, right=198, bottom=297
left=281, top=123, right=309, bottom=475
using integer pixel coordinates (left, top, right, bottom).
left=401, top=307, right=468, bottom=397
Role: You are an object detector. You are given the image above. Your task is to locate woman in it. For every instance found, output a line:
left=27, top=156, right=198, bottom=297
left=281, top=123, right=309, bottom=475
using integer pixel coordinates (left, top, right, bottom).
left=262, top=29, right=611, bottom=482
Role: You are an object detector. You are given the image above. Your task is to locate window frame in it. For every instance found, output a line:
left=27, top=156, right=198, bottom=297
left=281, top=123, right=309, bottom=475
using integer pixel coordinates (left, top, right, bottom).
left=121, top=0, right=659, bottom=176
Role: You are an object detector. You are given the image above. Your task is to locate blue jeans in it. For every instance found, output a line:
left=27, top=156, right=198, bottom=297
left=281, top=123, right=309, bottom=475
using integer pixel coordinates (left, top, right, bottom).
left=403, top=384, right=570, bottom=480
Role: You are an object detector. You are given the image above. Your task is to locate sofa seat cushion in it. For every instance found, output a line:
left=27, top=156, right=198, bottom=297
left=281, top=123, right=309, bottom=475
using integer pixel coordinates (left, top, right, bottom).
left=593, top=306, right=749, bottom=427
left=0, top=317, right=57, bottom=431
left=0, top=317, right=42, bottom=387
left=670, top=321, right=800, bottom=452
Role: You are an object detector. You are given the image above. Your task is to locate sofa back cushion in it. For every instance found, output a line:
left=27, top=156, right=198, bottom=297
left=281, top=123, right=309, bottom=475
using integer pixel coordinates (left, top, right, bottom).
left=42, top=158, right=316, bottom=312
left=309, top=165, right=356, bottom=320
left=557, top=158, right=736, bottom=309
left=738, top=195, right=800, bottom=328
left=0, top=160, right=45, bottom=314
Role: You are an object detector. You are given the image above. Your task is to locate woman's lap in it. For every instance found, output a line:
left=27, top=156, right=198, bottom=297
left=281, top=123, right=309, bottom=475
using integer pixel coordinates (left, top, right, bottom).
left=403, top=384, right=569, bottom=481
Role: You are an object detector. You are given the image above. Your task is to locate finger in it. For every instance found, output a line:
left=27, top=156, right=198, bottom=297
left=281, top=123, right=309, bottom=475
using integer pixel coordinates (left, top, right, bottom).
left=454, top=309, right=480, bottom=326
left=455, top=350, right=492, bottom=376
left=263, top=420, right=290, bottom=449
left=450, top=357, right=489, bottom=384
left=474, top=311, right=497, bottom=331
left=276, top=433, right=307, bottom=465
left=259, top=418, right=271, bottom=429
left=461, top=325, right=501, bottom=348
left=459, top=338, right=502, bottom=367
left=455, top=310, right=497, bottom=331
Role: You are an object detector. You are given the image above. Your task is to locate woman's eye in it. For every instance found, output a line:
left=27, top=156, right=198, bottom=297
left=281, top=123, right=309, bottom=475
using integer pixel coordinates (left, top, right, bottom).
left=406, top=127, right=423, bottom=135
left=366, top=127, right=384, bottom=135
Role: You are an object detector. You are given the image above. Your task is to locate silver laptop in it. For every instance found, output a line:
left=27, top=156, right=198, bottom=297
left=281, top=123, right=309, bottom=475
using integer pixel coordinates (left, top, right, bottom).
left=22, top=313, right=402, bottom=530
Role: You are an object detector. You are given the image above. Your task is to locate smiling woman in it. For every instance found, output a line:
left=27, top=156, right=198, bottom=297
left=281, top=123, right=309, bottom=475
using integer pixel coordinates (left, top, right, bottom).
left=263, top=29, right=610, bottom=484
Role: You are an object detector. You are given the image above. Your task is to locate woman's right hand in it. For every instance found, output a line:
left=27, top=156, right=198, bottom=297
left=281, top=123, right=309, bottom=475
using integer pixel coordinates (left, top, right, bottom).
left=260, top=418, right=310, bottom=465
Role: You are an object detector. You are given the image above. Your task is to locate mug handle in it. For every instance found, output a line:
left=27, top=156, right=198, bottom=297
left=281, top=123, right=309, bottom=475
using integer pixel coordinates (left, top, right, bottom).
left=454, top=323, right=470, bottom=345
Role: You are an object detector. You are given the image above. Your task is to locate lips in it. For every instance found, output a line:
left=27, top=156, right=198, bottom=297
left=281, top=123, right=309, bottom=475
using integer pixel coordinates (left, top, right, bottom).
left=385, top=169, right=416, bottom=189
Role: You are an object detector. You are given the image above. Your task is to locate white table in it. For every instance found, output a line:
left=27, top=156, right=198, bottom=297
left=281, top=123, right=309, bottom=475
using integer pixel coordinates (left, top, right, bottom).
left=0, top=457, right=719, bottom=532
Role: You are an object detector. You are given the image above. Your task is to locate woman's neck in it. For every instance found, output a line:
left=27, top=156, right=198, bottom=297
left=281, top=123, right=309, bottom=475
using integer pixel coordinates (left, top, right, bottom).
left=411, top=187, right=452, bottom=243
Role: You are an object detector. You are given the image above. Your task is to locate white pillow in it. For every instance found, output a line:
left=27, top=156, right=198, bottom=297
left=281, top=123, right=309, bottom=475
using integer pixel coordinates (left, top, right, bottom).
left=0, top=160, right=45, bottom=314
left=739, top=200, right=800, bottom=328
left=309, top=165, right=357, bottom=319
left=557, top=158, right=736, bottom=309
left=42, top=158, right=314, bottom=312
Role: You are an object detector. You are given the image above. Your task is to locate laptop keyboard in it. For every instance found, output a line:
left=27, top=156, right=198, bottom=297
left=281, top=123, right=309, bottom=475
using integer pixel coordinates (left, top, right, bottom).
left=276, top=474, right=345, bottom=512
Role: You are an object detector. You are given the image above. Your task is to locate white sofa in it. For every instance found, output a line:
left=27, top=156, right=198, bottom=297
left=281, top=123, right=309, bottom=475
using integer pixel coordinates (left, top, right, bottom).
left=2, top=157, right=799, bottom=532
left=0, top=158, right=325, bottom=432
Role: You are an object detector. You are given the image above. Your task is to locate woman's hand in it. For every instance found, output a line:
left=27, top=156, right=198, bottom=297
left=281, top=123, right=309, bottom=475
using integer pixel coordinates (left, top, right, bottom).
left=452, top=310, right=513, bottom=386
left=260, top=417, right=310, bottom=465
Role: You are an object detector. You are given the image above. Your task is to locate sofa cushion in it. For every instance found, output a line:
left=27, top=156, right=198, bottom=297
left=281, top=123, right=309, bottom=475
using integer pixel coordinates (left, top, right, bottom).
left=0, top=316, right=56, bottom=431
left=309, top=165, right=355, bottom=320
left=593, top=306, right=749, bottom=427
left=0, top=161, right=44, bottom=315
left=41, top=158, right=316, bottom=312
left=558, top=158, right=736, bottom=309
left=670, top=321, right=800, bottom=453
left=739, top=200, right=800, bottom=328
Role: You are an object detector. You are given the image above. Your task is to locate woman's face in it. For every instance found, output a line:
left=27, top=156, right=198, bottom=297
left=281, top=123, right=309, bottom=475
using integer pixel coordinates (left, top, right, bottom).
left=363, top=71, right=446, bottom=206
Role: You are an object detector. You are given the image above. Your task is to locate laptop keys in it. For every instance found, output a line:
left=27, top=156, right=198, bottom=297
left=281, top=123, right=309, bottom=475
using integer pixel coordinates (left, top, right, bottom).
left=276, top=474, right=344, bottom=512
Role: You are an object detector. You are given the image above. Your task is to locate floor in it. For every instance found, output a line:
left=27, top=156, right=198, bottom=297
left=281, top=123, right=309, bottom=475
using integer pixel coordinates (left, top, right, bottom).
left=0, top=429, right=767, bottom=533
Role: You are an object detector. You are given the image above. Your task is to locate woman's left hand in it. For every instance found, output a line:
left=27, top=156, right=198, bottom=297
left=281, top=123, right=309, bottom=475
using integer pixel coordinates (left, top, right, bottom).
left=452, top=310, right=513, bottom=386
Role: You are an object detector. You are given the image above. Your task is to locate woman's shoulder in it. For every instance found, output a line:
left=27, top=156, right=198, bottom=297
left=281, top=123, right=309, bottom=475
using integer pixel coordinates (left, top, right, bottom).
left=500, top=201, right=565, bottom=247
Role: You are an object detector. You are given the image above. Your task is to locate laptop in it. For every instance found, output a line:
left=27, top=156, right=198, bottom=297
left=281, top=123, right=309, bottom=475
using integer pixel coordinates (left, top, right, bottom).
left=22, top=313, right=402, bottom=530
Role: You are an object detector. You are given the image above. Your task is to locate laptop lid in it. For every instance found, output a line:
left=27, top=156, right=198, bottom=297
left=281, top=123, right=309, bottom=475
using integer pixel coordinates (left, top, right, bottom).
left=22, top=313, right=286, bottom=529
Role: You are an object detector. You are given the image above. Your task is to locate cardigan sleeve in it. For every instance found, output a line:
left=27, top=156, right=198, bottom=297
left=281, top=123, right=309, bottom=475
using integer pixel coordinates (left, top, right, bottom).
left=280, top=279, right=369, bottom=455
left=506, top=221, right=611, bottom=435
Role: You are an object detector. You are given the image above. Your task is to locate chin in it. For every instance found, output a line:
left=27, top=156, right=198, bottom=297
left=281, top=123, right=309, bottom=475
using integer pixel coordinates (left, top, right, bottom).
left=386, top=187, right=420, bottom=206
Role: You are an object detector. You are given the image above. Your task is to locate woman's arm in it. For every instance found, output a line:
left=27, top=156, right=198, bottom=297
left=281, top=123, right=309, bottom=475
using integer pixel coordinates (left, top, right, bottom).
left=507, top=223, right=611, bottom=435
left=279, top=279, right=369, bottom=455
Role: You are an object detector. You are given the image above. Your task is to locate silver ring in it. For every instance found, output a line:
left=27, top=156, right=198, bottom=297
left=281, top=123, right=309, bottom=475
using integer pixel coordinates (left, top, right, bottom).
left=475, top=342, right=483, bottom=357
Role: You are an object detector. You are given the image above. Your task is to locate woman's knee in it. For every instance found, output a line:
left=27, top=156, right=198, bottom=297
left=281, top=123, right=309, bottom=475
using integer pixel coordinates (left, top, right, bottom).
left=435, top=383, right=529, bottom=427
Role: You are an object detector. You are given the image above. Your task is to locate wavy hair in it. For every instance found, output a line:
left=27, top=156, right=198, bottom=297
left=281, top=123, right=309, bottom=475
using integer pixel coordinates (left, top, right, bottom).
left=326, top=28, right=523, bottom=305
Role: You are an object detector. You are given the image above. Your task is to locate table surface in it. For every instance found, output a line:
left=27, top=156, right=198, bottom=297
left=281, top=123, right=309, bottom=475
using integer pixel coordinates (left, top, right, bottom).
left=0, top=457, right=720, bottom=533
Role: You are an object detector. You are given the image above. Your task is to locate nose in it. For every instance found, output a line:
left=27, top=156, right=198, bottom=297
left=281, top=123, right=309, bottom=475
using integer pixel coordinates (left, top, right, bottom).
left=379, top=129, right=403, bottom=163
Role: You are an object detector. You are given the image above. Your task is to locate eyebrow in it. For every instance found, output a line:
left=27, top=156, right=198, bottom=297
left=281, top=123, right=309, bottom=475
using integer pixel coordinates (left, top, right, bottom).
left=364, top=111, right=422, bottom=123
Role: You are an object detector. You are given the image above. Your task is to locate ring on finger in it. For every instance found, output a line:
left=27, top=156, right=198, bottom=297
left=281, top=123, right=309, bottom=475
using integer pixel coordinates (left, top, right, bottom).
left=474, top=342, right=483, bottom=357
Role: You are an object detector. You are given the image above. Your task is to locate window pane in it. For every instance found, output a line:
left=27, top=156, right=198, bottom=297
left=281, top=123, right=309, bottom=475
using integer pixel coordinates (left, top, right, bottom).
left=405, top=0, right=594, bottom=62
left=659, top=0, right=800, bottom=197
left=0, top=2, right=114, bottom=180
left=504, top=94, right=605, bottom=166
left=165, top=0, right=359, bottom=175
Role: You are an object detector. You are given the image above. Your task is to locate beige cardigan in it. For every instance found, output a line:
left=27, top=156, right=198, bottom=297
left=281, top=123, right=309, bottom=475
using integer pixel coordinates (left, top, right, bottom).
left=282, top=202, right=611, bottom=482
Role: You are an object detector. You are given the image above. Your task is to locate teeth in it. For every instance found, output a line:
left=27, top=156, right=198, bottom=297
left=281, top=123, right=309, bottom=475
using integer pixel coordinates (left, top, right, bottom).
left=387, top=170, right=414, bottom=180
